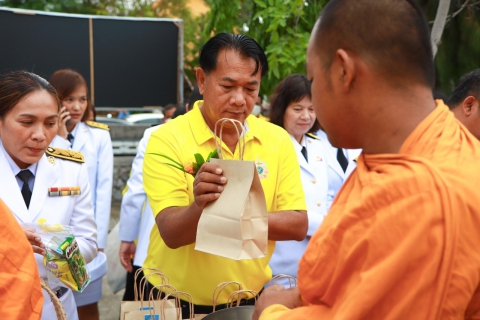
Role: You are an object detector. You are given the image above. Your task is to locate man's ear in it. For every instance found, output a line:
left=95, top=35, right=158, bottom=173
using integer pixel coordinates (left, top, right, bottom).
left=196, top=68, right=207, bottom=95
left=335, top=49, right=356, bottom=93
left=461, top=96, right=477, bottom=117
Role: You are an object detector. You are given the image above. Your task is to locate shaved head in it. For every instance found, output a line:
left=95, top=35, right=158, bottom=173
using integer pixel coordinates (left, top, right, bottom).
left=313, top=0, right=435, bottom=88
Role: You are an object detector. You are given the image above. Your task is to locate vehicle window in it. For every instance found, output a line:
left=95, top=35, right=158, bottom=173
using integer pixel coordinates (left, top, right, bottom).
left=136, top=119, right=160, bottom=124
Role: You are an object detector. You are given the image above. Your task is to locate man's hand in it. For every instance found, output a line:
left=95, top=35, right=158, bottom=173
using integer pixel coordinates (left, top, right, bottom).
left=193, top=162, right=227, bottom=209
left=57, top=106, right=71, bottom=139
left=22, top=226, right=46, bottom=256
left=253, top=285, right=303, bottom=320
left=119, top=241, right=136, bottom=273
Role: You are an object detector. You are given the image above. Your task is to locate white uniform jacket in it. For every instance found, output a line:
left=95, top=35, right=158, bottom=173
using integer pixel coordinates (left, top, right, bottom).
left=51, top=121, right=113, bottom=249
left=315, top=129, right=361, bottom=210
left=119, top=125, right=158, bottom=267
left=0, top=140, right=97, bottom=320
left=270, top=134, right=328, bottom=284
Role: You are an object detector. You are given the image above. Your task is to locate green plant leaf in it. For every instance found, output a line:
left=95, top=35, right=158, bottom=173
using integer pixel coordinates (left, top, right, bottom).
left=147, top=153, right=184, bottom=168
left=194, top=153, right=205, bottom=167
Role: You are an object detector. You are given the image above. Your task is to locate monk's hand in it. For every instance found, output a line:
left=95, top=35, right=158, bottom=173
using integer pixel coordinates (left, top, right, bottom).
left=22, top=226, right=46, bottom=256
left=253, top=285, right=303, bottom=320
left=193, top=162, right=227, bottom=209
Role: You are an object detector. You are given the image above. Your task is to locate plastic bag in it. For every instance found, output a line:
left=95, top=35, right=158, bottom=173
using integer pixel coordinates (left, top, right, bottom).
left=27, top=222, right=91, bottom=292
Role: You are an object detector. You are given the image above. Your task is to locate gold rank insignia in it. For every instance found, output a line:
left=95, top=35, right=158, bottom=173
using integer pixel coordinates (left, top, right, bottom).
left=86, top=121, right=110, bottom=131
left=306, top=133, right=320, bottom=140
left=46, top=147, right=85, bottom=163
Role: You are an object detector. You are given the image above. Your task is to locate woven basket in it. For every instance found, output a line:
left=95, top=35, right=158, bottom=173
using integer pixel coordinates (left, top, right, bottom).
left=40, top=278, right=67, bottom=320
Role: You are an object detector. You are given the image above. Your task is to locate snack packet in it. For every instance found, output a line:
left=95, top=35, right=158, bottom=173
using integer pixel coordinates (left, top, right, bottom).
left=26, top=220, right=91, bottom=292
left=44, top=235, right=90, bottom=292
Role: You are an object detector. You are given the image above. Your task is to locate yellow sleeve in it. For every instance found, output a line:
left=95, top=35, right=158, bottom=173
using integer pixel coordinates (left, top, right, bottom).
left=143, top=126, right=192, bottom=217
left=275, top=133, right=307, bottom=211
left=259, top=304, right=292, bottom=320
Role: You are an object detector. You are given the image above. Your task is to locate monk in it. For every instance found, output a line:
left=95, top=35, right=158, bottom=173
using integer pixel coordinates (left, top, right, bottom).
left=0, top=199, right=44, bottom=319
left=254, top=0, right=480, bottom=318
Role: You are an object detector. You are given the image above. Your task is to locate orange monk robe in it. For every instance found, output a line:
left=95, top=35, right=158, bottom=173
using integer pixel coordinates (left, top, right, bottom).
left=0, top=199, right=44, bottom=320
left=260, top=101, right=480, bottom=319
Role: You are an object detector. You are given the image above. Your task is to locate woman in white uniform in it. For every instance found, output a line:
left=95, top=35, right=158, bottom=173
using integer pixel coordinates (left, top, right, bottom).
left=0, top=71, right=97, bottom=320
left=49, top=69, right=113, bottom=320
left=268, top=74, right=329, bottom=287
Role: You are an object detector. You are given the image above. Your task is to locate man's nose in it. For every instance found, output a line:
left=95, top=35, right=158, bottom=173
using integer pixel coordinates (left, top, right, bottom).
left=231, top=89, right=246, bottom=106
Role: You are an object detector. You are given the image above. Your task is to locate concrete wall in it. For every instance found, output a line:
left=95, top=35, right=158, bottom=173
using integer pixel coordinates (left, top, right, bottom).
left=110, top=124, right=150, bottom=201
left=113, top=156, right=135, bottom=201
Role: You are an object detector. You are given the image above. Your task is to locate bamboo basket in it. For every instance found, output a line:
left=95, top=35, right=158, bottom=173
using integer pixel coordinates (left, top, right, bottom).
left=40, top=278, right=67, bottom=320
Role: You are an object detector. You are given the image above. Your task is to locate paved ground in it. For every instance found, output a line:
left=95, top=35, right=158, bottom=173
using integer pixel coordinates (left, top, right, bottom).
left=98, top=201, right=124, bottom=320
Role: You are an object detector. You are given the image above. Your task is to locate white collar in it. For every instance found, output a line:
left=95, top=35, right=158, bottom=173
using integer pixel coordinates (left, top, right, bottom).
left=0, top=139, right=38, bottom=177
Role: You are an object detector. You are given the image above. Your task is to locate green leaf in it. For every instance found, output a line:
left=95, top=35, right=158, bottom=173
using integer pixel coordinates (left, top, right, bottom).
left=194, top=153, right=205, bottom=167
left=192, top=162, right=200, bottom=173
left=161, top=162, right=187, bottom=172
left=147, top=153, right=183, bottom=168
left=254, top=0, right=267, bottom=8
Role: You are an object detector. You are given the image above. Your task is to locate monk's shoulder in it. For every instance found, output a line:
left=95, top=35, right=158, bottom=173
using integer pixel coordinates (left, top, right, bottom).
left=366, top=158, right=449, bottom=207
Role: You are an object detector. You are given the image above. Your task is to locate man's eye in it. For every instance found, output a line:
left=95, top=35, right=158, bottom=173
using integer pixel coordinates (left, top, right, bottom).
left=48, top=122, right=56, bottom=127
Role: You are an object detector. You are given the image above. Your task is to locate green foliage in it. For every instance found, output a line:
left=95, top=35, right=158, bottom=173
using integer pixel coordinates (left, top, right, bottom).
left=205, top=0, right=326, bottom=95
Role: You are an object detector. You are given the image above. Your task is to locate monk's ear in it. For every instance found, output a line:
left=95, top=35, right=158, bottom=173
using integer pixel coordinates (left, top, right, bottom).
left=196, top=68, right=207, bottom=95
left=335, top=49, right=356, bottom=94
left=461, top=96, right=477, bottom=117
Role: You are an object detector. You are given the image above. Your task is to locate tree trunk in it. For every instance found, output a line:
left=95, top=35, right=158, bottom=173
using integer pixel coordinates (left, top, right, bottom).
left=431, top=0, right=451, bottom=58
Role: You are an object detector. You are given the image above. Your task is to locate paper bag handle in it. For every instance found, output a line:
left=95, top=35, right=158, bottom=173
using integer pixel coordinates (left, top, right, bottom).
left=214, top=118, right=246, bottom=160
left=144, top=284, right=177, bottom=317
left=161, top=291, right=194, bottom=320
left=138, top=271, right=169, bottom=306
left=212, top=281, right=243, bottom=312
left=134, top=267, right=169, bottom=301
left=270, top=274, right=297, bottom=288
left=227, top=290, right=258, bottom=308
left=148, top=283, right=177, bottom=301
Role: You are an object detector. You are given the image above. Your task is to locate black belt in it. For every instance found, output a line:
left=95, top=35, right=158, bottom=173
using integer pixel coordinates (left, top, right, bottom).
left=54, top=287, right=69, bottom=299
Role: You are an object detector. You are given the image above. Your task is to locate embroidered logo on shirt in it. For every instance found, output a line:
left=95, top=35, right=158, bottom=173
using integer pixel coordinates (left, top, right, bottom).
left=255, top=159, right=269, bottom=179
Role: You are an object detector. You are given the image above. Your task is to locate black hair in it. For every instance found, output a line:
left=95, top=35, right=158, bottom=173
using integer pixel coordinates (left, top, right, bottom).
left=446, top=69, right=480, bottom=109
left=314, top=0, right=435, bottom=88
left=0, top=71, right=60, bottom=120
left=433, top=88, right=447, bottom=101
left=163, top=103, right=177, bottom=113
left=199, top=33, right=268, bottom=77
left=269, top=74, right=320, bottom=133
left=171, top=84, right=204, bottom=119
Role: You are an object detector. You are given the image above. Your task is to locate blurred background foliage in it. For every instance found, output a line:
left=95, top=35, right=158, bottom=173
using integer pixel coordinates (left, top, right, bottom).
left=0, top=0, right=479, bottom=97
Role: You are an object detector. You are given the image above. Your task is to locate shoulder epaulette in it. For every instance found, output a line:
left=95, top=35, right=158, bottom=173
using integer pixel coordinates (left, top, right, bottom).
left=46, top=147, right=84, bottom=163
left=86, top=121, right=109, bottom=131
left=306, top=133, right=320, bottom=140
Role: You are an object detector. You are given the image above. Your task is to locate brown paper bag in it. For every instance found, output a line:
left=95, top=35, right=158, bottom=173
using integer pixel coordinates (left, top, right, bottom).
left=120, top=268, right=171, bottom=320
left=123, top=284, right=177, bottom=320
left=195, top=118, right=268, bottom=260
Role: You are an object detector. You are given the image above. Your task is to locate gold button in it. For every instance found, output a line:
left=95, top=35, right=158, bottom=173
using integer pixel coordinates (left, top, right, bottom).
left=317, top=202, right=321, bottom=206
left=311, top=179, right=316, bottom=184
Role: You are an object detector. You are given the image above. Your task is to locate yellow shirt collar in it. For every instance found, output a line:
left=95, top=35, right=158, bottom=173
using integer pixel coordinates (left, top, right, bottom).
left=189, top=100, right=264, bottom=147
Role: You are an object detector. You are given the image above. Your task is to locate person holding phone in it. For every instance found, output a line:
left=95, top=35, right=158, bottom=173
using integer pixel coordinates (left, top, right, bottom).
left=0, top=70, right=97, bottom=320
left=49, top=69, right=113, bottom=320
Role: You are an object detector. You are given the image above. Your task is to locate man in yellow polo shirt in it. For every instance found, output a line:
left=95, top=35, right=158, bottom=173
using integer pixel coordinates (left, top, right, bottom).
left=142, top=33, right=307, bottom=316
